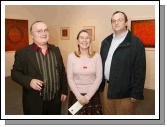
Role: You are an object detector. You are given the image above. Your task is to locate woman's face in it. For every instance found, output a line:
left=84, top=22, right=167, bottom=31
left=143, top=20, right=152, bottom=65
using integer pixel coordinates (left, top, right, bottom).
left=77, top=31, right=91, bottom=50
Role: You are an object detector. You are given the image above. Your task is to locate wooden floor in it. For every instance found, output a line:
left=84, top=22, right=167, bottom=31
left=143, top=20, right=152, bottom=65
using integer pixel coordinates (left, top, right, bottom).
left=5, top=76, right=155, bottom=115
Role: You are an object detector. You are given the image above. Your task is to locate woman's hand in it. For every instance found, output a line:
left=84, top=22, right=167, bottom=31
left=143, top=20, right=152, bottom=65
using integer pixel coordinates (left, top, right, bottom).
left=79, top=95, right=89, bottom=105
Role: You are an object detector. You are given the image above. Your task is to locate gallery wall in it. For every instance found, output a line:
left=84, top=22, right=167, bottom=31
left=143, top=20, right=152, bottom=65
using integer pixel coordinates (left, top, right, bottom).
left=5, top=5, right=155, bottom=89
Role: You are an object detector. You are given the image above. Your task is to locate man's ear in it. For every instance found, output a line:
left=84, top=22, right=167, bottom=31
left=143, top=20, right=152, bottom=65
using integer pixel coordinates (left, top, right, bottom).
left=125, top=22, right=128, bottom=28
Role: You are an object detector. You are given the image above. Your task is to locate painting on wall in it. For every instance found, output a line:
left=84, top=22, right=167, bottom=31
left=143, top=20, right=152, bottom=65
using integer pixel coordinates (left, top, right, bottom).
left=5, top=19, right=29, bottom=51
left=60, top=27, right=70, bottom=40
left=83, top=26, right=95, bottom=41
left=131, top=19, right=155, bottom=48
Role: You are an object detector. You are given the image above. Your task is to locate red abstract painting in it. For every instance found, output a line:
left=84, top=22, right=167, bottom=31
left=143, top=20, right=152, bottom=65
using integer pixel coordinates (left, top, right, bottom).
left=5, top=19, right=29, bottom=51
left=131, top=19, right=155, bottom=48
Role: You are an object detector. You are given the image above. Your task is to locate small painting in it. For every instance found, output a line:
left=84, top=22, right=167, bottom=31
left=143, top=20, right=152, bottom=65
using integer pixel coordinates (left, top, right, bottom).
left=83, top=26, right=95, bottom=41
left=60, top=27, right=70, bottom=40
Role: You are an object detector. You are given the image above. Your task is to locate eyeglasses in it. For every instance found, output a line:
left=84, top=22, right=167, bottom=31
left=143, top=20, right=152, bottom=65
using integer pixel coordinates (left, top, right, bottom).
left=33, top=29, right=49, bottom=34
left=111, top=18, right=125, bottom=24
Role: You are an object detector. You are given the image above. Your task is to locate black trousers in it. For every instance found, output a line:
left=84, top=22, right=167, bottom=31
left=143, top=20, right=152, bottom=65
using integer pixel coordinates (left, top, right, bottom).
left=42, top=94, right=61, bottom=115
left=23, top=92, right=61, bottom=115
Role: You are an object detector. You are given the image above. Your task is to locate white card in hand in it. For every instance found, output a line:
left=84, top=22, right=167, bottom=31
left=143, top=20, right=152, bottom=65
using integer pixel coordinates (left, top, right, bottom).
left=68, top=101, right=83, bottom=115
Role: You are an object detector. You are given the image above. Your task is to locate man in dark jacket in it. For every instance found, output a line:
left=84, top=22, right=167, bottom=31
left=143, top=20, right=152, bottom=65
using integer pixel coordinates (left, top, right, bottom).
left=11, top=21, right=68, bottom=115
left=100, top=11, right=146, bottom=115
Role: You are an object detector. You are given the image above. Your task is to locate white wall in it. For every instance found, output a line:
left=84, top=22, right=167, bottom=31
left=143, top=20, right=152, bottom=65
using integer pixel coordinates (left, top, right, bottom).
left=5, top=5, right=155, bottom=89
left=145, top=48, right=155, bottom=90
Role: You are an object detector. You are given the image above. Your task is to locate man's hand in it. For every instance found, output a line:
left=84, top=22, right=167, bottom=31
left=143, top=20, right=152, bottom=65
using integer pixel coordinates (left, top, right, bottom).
left=30, top=79, right=44, bottom=91
left=79, top=95, right=89, bottom=105
left=61, top=94, right=67, bottom=102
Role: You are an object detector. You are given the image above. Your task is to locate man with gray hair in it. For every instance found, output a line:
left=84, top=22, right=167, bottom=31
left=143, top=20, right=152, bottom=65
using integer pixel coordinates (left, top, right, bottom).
left=11, top=21, right=68, bottom=115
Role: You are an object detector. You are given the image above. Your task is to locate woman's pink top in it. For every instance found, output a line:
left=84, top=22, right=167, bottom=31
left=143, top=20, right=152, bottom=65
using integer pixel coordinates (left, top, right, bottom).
left=67, top=52, right=102, bottom=101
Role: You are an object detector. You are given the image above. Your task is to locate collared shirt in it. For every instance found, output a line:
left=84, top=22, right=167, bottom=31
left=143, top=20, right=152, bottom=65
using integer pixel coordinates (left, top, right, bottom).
left=33, top=43, right=49, bottom=56
left=104, top=30, right=128, bottom=80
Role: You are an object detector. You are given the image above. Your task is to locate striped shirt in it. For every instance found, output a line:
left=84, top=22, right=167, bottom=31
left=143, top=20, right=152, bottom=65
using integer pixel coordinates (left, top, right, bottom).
left=34, top=43, right=60, bottom=101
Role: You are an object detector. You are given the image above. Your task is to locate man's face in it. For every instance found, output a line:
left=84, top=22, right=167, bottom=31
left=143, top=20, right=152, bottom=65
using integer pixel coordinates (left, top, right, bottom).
left=111, top=13, right=127, bottom=33
left=31, top=22, right=49, bottom=46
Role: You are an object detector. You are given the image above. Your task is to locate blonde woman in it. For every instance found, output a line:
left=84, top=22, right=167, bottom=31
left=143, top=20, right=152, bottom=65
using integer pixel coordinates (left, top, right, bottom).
left=67, top=30, right=103, bottom=115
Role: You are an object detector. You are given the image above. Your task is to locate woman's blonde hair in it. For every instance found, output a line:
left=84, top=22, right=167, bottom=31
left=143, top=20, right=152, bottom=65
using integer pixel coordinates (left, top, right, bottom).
left=74, top=29, right=96, bottom=58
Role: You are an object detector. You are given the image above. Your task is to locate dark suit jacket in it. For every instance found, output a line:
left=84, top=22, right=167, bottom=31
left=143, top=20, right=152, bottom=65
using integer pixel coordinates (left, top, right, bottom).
left=11, top=43, right=68, bottom=114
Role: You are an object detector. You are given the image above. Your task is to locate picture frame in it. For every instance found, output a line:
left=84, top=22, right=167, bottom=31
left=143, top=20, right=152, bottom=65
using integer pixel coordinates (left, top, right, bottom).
left=131, top=19, right=155, bottom=48
left=60, top=27, right=70, bottom=40
left=83, top=26, right=95, bottom=41
left=5, top=19, right=29, bottom=51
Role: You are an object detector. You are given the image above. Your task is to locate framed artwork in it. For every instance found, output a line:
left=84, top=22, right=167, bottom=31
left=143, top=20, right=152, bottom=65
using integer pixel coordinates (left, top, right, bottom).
left=60, top=27, right=70, bottom=40
left=5, top=19, right=29, bottom=51
left=131, top=19, right=155, bottom=48
left=83, top=26, right=95, bottom=41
